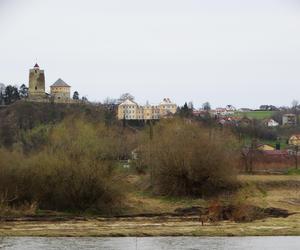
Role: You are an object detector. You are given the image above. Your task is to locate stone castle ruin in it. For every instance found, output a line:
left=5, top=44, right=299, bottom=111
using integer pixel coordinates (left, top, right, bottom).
left=28, top=63, right=71, bottom=103
left=28, top=64, right=46, bottom=100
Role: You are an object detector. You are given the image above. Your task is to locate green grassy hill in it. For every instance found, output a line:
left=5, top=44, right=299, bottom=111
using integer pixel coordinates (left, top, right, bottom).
left=235, top=111, right=275, bottom=120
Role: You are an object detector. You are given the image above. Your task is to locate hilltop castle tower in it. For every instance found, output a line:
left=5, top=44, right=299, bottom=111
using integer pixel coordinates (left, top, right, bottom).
left=28, top=63, right=45, bottom=99
left=50, top=78, right=71, bottom=102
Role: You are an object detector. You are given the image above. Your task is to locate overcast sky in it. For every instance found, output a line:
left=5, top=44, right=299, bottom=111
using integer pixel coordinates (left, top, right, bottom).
left=1, top=0, right=300, bottom=108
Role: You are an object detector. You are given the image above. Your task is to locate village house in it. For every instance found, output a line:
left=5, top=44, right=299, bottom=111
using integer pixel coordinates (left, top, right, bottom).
left=282, top=114, right=297, bottom=126
left=218, top=116, right=238, bottom=126
left=213, top=108, right=234, bottom=117
left=225, top=105, right=236, bottom=111
left=117, top=98, right=177, bottom=120
left=263, top=118, right=279, bottom=127
left=288, top=134, right=300, bottom=146
left=192, top=108, right=212, bottom=118
left=212, top=105, right=236, bottom=117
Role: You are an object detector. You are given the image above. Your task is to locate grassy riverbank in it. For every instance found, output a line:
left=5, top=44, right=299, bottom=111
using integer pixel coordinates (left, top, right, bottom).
left=1, top=175, right=299, bottom=237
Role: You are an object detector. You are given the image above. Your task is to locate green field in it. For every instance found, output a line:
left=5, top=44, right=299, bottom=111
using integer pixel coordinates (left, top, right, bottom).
left=235, top=111, right=275, bottom=120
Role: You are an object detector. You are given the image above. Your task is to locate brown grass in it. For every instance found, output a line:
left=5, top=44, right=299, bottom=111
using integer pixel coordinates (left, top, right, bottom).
left=0, top=174, right=299, bottom=236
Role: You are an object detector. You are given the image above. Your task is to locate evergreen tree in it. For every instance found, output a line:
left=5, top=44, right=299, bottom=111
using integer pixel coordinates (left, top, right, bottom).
left=188, top=101, right=194, bottom=110
left=19, top=84, right=28, bottom=99
left=4, top=85, right=20, bottom=105
left=0, top=92, right=4, bottom=105
left=72, top=91, right=79, bottom=100
left=178, top=102, right=193, bottom=118
left=82, top=96, right=88, bottom=102
left=0, top=83, right=5, bottom=105
left=202, top=102, right=211, bottom=111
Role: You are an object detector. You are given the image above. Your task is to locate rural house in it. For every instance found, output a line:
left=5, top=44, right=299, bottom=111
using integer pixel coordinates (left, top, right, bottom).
left=282, top=114, right=297, bottom=126
left=264, top=119, right=279, bottom=127
left=288, top=134, right=300, bottom=146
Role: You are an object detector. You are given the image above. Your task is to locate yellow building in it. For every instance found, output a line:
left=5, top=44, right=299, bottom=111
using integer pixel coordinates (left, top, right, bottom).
left=117, top=98, right=177, bottom=120
left=159, top=98, right=177, bottom=117
left=143, top=102, right=160, bottom=120
left=257, top=144, right=275, bottom=151
left=289, top=134, right=300, bottom=146
left=117, top=99, right=139, bottom=120
left=50, top=78, right=71, bottom=102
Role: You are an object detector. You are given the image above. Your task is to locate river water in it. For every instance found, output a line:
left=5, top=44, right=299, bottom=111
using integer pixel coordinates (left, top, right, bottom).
left=0, top=237, right=299, bottom=250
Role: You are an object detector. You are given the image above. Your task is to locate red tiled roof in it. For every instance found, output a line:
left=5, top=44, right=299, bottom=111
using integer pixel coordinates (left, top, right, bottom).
left=262, top=150, right=288, bottom=156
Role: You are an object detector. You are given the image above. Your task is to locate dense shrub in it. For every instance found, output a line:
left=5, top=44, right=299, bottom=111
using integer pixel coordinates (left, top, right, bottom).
left=139, top=119, right=239, bottom=196
left=0, top=118, right=127, bottom=213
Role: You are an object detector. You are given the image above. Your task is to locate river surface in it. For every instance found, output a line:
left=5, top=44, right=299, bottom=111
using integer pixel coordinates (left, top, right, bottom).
left=0, top=237, right=299, bottom=250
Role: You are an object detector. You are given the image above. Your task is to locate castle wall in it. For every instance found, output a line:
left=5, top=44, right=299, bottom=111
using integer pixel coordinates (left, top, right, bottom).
left=50, top=86, right=70, bottom=100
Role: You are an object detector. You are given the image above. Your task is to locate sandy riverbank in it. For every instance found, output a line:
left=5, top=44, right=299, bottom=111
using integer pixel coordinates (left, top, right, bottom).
left=1, top=214, right=300, bottom=237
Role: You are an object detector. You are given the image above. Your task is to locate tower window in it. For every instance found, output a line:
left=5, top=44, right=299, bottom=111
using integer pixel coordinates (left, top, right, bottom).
left=35, top=86, right=37, bottom=90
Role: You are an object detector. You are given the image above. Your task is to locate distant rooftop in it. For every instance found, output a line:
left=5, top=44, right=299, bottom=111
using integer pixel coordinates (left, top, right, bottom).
left=51, top=78, right=70, bottom=87
left=119, top=99, right=138, bottom=106
left=159, top=98, right=175, bottom=105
